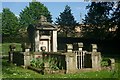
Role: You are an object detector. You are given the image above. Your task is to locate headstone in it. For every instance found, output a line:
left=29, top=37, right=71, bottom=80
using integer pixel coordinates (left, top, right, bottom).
left=66, top=44, right=73, bottom=52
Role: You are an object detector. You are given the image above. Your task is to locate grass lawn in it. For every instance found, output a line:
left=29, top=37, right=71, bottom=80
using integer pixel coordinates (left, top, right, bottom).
left=1, top=43, right=21, bottom=55
left=2, top=58, right=119, bottom=79
left=1, top=43, right=120, bottom=79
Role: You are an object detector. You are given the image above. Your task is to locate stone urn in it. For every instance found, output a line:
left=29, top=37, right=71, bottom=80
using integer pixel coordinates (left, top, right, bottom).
left=21, top=43, right=31, bottom=52
left=9, top=44, right=16, bottom=51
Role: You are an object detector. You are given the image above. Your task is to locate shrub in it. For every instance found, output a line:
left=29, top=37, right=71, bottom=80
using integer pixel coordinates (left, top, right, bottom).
left=101, top=58, right=111, bottom=67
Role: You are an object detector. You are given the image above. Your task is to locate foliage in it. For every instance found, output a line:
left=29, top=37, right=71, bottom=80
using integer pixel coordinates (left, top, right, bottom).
left=30, top=57, right=44, bottom=69
left=0, top=13, right=2, bottom=34
left=2, top=8, right=19, bottom=37
left=56, top=5, right=78, bottom=37
left=27, top=24, right=35, bottom=51
left=82, top=2, right=114, bottom=40
left=30, top=56, right=59, bottom=70
left=19, top=2, right=52, bottom=29
left=1, top=43, right=21, bottom=55
left=112, top=1, right=120, bottom=39
left=101, top=59, right=109, bottom=67
left=2, top=57, right=119, bottom=78
left=47, top=57, right=59, bottom=70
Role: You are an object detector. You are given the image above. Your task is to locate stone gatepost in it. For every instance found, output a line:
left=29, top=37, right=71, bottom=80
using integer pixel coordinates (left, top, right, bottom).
left=22, top=52, right=31, bottom=67
left=66, top=44, right=73, bottom=53
left=91, top=44, right=97, bottom=52
left=9, top=44, right=16, bottom=62
left=78, top=42, right=83, bottom=51
left=92, top=52, right=101, bottom=70
left=66, top=53, right=76, bottom=73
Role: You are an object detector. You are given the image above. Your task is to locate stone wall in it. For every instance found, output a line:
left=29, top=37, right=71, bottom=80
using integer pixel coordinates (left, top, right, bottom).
left=8, top=42, right=115, bottom=74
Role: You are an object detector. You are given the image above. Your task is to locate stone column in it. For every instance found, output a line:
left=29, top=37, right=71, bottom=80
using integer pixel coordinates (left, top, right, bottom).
left=48, top=38, right=51, bottom=52
left=35, top=30, right=40, bottom=51
left=52, top=30, right=57, bottom=52
left=66, top=44, right=73, bottom=53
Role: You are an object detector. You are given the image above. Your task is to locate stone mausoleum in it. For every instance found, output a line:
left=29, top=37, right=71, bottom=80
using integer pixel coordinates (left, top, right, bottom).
left=35, top=15, right=57, bottom=52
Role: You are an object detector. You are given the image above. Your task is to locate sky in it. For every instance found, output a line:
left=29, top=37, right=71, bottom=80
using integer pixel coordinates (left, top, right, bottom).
left=1, top=2, right=90, bottom=23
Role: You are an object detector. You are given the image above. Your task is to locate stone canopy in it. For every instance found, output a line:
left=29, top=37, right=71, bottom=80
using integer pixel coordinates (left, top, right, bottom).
left=35, top=15, right=57, bottom=30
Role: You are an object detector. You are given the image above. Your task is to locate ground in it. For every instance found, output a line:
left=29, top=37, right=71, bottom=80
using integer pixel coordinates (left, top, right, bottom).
left=1, top=43, right=120, bottom=79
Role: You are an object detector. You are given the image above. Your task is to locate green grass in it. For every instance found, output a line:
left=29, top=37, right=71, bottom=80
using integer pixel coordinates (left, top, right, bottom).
left=1, top=43, right=21, bottom=55
left=2, top=58, right=119, bottom=78
left=1, top=43, right=120, bottom=79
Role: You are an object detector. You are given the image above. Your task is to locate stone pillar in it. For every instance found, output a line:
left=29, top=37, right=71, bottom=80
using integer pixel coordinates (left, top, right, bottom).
left=48, top=38, right=51, bottom=52
left=9, top=44, right=16, bottom=62
left=66, top=53, right=76, bottom=73
left=78, top=42, right=83, bottom=51
left=23, top=52, right=30, bottom=67
left=110, top=58, right=115, bottom=70
left=52, top=30, right=57, bottom=52
left=66, top=44, right=73, bottom=53
left=35, top=30, right=40, bottom=51
left=92, top=52, right=101, bottom=70
left=91, top=44, right=97, bottom=52
left=9, top=51, right=13, bottom=62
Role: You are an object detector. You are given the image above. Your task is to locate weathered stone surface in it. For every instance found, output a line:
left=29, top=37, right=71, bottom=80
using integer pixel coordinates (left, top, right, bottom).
left=35, top=15, right=57, bottom=52
left=66, top=44, right=73, bottom=52
left=110, top=58, right=115, bottom=70
left=91, top=44, right=97, bottom=52
left=91, top=52, right=101, bottom=70
left=78, top=42, right=83, bottom=48
left=66, top=53, right=77, bottom=73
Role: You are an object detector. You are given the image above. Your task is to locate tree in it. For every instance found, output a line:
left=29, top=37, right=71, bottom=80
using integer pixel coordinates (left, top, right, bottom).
left=82, top=2, right=114, bottom=40
left=56, top=5, right=78, bottom=37
left=2, top=8, right=19, bottom=37
left=19, top=2, right=52, bottom=28
left=112, top=1, right=120, bottom=39
left=27, top=24, right=35, bottom=51
left=0, top=13, right=2, bottom=34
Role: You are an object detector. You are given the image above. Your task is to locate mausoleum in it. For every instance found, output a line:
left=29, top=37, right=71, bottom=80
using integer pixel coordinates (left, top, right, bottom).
left=35, top=15, right=57, bottom=52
